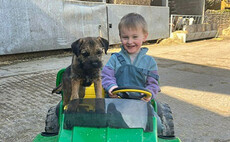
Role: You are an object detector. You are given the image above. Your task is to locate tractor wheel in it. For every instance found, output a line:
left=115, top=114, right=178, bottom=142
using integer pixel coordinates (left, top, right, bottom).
left=157, top=102, right=175, bottom=137
left=45, top=105, right=59, bottom=134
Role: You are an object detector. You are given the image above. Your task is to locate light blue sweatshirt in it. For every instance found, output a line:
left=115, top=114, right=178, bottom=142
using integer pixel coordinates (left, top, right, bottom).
left=102, top=46, right=160, bottom=99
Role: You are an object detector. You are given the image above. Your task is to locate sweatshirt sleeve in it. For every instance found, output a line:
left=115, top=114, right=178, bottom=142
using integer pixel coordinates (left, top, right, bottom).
left=145, top=70, right=161, bottom=99
left=101, top=54, right=119, bottom=92
left=101, top=66, right=118, bottom=92
left=145, top=57, right=160, bottom=99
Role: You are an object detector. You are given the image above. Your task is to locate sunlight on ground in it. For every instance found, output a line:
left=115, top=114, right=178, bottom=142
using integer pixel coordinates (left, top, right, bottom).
left=161, top=86, right=230, bottom=117
left=108, top=48, right=121, bottom=53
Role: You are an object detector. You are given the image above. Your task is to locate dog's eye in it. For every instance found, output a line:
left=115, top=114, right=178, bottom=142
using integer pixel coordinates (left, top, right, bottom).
left=82, top=52, right=90, bottom=57
left=97, top=50, right=102, bottom=55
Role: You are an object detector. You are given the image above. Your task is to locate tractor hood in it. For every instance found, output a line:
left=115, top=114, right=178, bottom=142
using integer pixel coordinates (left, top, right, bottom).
left=58, top=98, right=155, bottom=142
left=70, top=126, right=145, bottom=142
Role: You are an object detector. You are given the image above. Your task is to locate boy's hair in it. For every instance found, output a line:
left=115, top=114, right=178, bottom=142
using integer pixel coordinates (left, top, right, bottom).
left=118, top=13, right=148, bottom=35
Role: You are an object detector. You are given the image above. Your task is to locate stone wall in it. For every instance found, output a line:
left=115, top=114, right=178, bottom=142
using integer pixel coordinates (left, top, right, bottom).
left=204, top=10, right=230, bottom=34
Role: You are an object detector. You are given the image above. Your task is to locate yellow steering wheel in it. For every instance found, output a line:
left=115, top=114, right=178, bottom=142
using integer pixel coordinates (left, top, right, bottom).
left=111, top=86, right=152, bottom=99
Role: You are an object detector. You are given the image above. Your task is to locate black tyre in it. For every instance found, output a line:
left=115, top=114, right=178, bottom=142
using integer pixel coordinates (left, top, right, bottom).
left=45, top=106, right=59, bottom=134
left=157, top=102, right=175, bottom=137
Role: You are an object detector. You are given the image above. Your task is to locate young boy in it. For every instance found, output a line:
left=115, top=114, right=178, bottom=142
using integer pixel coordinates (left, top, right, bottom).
left=101, top=13, right=163, bottom=134
left=102, top=13, right=160, bottom=101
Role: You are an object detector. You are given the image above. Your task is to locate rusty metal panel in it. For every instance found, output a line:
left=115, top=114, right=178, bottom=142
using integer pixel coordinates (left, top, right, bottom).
left=63, top=1, right=108, bottom=42
left=169, top=0, right=205, bottom=15
left=107, top=4, right=169, bottom=45
left=0, top=0, right=107, bottom=55
left=1, top=0, right=169, bottom=55
left=1, top=0, right=65, bottom=55
left=107, top=0, right=152, bottom=5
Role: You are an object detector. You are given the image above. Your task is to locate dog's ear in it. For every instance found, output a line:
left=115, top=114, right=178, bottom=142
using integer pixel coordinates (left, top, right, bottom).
left=97, top=37, right=109, bottom=54
left=71, top=38, right=83, bottom=56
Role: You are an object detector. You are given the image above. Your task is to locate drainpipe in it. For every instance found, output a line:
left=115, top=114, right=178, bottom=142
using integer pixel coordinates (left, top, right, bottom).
left=202, top=0, right=205, bottom=24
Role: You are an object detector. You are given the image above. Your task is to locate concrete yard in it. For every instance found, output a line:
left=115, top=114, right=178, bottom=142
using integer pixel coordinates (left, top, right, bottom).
left=0, top=38, right=230, bottom=142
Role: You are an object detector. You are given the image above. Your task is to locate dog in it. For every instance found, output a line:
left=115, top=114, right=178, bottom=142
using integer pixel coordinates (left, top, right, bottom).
left=52, top=37, right=109, bottom=107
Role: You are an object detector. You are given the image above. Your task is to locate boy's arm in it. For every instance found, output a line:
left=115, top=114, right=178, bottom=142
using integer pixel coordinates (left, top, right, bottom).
left=145, top=70, right=161, bottom=99
left=101, top=66, right=118, bottom=92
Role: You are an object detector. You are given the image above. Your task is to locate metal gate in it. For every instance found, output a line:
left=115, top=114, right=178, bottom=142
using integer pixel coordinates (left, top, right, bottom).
left=169, top=14, right=203, bottom=36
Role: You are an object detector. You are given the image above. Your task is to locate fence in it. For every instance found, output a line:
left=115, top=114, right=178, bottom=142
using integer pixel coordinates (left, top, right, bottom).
left=170, top=14, right=203, bottom=37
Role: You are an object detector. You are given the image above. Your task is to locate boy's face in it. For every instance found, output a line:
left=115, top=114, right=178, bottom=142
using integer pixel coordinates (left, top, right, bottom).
left=120, top=27, right=148, bottom=54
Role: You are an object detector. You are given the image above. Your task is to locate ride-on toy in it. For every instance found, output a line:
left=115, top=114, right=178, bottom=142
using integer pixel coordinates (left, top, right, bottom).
left=33, top=69, right=181, bottom=142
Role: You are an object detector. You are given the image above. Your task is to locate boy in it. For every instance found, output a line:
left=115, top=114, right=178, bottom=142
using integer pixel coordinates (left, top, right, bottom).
left=102, top=13, right=160, bottom=101
left=101, top=12, right=163, bottom=134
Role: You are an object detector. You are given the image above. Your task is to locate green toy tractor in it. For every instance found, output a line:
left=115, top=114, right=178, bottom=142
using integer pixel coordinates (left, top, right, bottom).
left=33, top=69, right=181, bottom=142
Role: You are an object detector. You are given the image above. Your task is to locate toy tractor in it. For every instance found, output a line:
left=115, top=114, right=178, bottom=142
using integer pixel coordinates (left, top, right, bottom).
left=33, top=68, right=181, bottom=142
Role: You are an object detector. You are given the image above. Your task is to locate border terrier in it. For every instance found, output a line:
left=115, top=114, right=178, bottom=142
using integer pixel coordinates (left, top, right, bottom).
left=52, top=37, right=109, bottom=106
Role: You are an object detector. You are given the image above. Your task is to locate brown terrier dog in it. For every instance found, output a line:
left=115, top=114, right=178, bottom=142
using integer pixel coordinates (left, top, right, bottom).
left=52, top=37, right=109, bottom=106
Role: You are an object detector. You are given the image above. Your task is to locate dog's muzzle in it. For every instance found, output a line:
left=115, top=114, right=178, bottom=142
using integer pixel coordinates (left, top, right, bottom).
left=91, top=61, right=102, bottom=68
left=79, top=59, right=102, bottom=70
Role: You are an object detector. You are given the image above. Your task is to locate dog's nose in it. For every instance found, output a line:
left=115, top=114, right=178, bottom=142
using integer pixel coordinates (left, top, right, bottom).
left=91, top=61, right=102, bottom=68
left=92, top=62, right=99, bottom=66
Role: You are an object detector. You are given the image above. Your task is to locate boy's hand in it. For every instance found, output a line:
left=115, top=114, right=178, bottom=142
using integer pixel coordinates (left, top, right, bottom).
left=108, top=86, right=118, bottom=98
left=141, top=93, right=151, bottom=102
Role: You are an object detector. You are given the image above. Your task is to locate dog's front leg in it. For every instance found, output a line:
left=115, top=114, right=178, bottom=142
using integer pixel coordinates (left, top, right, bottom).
left=94, top=78, right=104, bottom=113
left=94, top=78, right=103, bottom=98
left=71, top=79, right=81, bottom=100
